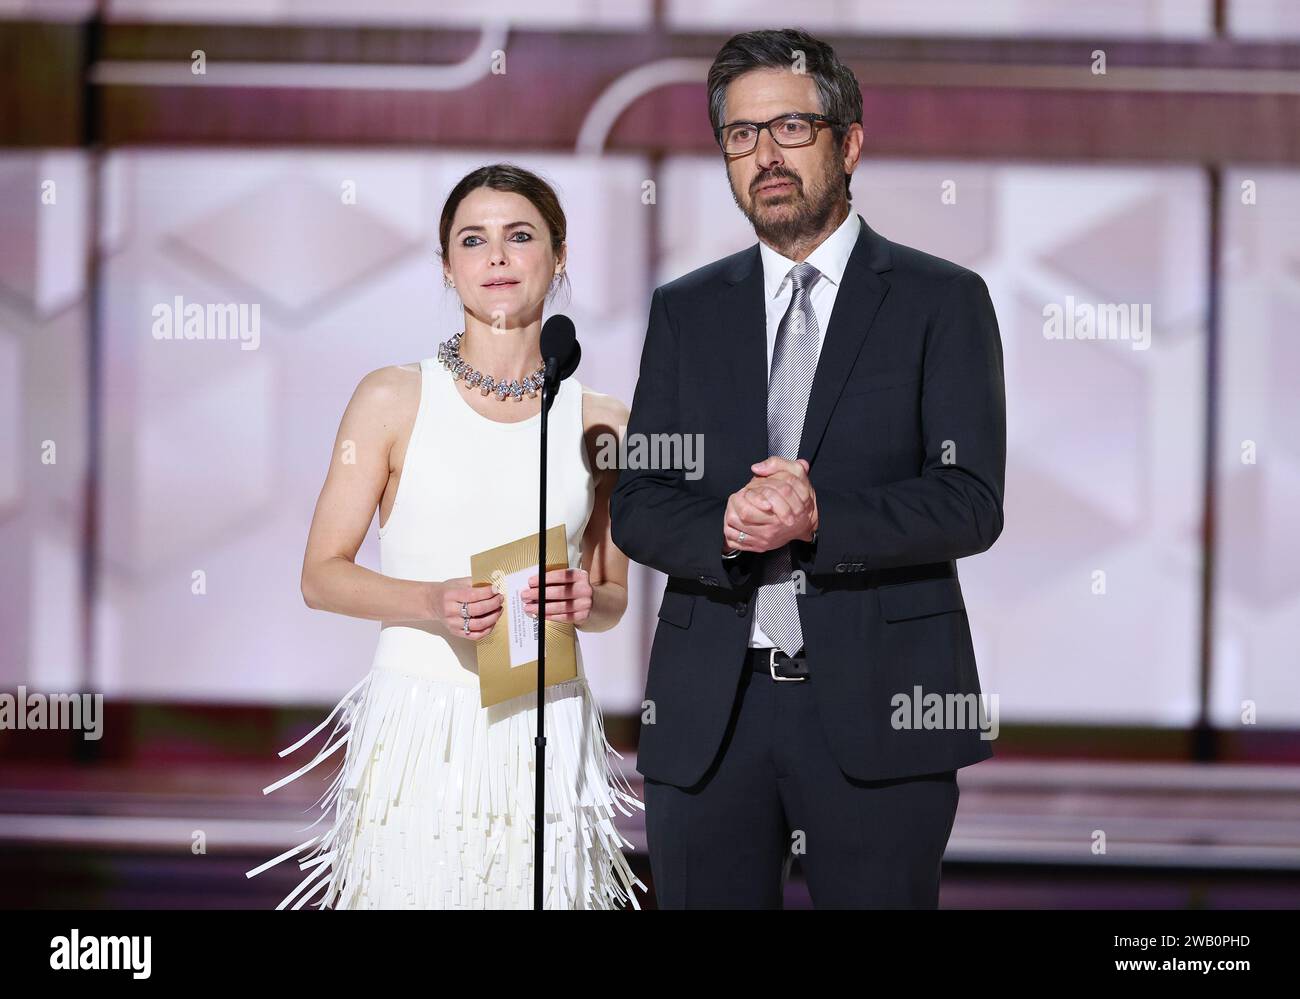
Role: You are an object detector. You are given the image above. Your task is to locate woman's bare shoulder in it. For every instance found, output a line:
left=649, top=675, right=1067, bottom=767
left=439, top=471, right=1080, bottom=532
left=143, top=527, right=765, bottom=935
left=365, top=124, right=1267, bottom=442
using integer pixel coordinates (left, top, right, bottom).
left=580, top=386, right=629, bottom=434
left=346, top=362, right=422, bottom=435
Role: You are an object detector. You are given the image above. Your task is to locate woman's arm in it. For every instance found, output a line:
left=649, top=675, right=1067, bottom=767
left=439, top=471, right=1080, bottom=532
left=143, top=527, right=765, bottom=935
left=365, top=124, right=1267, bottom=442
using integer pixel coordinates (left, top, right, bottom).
left=576, top=390, right=630, bottom=633
left=299, top=364, right=502, bottom=637
left=523, top=390, right=630, bottom=632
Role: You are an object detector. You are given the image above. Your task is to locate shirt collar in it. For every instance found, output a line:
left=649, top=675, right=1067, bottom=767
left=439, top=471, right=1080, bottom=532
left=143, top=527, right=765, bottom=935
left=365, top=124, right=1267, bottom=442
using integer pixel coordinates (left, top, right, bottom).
left=759, top=209, right=862, bottom=301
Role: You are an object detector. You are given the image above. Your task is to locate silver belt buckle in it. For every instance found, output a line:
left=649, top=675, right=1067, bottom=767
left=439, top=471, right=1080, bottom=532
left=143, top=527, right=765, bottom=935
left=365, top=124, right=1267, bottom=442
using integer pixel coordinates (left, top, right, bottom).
left=769, top=647, right=806, bottom=681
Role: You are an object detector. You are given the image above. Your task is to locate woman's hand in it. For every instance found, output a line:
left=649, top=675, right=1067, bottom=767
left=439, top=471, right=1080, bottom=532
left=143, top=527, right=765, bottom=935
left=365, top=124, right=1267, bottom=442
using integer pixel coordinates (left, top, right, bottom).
left=432, top=576, right=503, bottom=640
left=521, top=567, right=593, bottom=625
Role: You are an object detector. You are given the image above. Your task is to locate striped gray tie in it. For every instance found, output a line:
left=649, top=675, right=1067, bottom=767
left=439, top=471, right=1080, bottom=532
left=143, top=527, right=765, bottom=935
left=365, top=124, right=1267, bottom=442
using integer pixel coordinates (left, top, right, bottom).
left=755, top=260, right=820, bottom=658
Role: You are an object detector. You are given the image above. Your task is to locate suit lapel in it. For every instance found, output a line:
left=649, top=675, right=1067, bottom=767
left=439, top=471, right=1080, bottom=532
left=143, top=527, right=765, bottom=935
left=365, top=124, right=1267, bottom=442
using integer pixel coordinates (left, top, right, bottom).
left=797, top=216, right=893, bottom=464
left=718, top=245, right=772, bottom=466
left=717, top=214, right=893, bottom=471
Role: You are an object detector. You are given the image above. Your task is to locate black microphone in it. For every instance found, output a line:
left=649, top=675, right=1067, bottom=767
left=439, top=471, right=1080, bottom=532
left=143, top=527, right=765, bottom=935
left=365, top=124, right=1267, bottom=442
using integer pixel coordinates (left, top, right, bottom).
left=531, top=312, right=581, bottom=907
left=540, top=314, right=580, bottom=410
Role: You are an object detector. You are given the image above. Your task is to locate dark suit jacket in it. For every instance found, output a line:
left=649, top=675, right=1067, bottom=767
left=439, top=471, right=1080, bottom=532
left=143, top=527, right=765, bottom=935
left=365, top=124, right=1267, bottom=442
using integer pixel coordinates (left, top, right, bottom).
left=609, top=214, right=1006, bottom=788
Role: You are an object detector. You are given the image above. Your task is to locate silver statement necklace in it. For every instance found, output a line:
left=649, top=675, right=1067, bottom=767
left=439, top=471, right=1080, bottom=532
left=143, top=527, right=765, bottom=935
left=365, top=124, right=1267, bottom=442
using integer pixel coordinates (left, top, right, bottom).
left=436, top=331, right=546, bottom=401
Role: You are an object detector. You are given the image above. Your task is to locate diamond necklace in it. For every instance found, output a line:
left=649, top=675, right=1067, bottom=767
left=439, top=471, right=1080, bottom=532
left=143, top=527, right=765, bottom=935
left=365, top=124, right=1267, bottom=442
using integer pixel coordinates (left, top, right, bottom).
left=436, top=331, right=546, bottom=401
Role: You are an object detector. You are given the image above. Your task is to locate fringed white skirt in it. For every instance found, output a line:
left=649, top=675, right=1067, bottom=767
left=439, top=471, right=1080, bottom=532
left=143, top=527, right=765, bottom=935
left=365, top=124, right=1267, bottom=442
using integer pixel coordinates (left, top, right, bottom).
left=245, top=668, right=647, bottom=909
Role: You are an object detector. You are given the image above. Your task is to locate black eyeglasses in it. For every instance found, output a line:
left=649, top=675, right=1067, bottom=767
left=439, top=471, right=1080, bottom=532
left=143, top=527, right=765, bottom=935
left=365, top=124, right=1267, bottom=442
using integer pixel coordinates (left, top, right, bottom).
left=714, top=112, right=843, bottom=155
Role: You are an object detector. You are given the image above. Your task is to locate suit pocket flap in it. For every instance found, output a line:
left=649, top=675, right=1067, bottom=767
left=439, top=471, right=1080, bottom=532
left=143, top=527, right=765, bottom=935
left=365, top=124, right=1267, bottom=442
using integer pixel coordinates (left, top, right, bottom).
left=878, top=576, right=965, bottom=622
left=843, top=369, right=921, bottom=395
left=657, top=590, right=696, bottom=628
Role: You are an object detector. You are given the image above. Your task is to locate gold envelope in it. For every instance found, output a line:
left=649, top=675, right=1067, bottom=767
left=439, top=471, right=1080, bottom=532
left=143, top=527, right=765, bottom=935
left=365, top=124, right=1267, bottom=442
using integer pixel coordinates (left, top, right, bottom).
left=470, top=523, right=576, bottom=708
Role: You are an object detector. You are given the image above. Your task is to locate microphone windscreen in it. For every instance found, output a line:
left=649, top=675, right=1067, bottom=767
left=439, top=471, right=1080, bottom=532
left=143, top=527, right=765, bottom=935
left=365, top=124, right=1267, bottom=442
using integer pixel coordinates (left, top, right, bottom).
left=541, top=314, right=576, bottom=361
left=541, top=314, right=580, bottom=381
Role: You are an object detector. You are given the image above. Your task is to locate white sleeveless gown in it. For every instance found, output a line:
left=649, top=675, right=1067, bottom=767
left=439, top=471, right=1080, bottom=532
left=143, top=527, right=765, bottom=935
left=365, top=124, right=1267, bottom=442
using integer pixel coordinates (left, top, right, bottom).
left=246, top=357, right=646, bottom=909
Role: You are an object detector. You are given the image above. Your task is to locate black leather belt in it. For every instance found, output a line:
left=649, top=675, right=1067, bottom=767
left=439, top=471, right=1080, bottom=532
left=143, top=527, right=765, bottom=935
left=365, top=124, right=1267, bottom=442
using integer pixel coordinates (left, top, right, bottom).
left=746, top=646, right=809, bottom=681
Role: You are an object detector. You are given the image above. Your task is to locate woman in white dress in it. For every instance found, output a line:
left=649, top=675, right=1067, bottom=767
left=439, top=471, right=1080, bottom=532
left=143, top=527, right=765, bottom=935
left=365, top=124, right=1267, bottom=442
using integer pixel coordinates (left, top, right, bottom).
left=246, top=164, right=647, bottom=909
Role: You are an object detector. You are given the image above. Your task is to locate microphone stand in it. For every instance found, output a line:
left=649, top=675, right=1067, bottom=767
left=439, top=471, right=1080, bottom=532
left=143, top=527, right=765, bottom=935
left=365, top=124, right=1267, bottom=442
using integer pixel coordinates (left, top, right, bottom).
left=534, top=357, right=558, bottom=911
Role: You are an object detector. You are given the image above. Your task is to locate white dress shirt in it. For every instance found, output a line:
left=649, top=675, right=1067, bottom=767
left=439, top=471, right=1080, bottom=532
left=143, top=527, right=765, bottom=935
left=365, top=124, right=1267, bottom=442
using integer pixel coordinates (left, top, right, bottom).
left=728, top=208, right=862, bottom=648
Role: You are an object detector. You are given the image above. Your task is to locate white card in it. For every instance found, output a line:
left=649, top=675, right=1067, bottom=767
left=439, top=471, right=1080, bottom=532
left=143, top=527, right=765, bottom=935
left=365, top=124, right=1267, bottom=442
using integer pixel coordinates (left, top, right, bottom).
left=501, top=562, right=541, bottom=669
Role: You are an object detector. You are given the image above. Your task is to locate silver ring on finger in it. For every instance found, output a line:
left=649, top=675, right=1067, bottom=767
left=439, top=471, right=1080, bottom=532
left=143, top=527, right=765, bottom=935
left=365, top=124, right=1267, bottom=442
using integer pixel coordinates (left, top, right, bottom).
left=738, top=531, right=748, bottom=544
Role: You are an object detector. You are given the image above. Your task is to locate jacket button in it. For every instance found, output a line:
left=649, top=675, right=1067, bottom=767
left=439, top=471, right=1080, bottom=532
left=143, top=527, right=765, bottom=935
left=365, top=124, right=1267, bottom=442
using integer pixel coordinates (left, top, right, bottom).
left=735, top=602, right=748, bottom=616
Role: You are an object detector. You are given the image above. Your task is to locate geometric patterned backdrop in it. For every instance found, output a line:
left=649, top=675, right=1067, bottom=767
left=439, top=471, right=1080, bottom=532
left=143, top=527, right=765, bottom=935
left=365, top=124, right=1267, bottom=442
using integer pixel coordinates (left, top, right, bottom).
left=1215, top=168, right=1300, bottom=726
left=0, top=151, right=91, bottom=697
left=91, top=150, right=652, bottom=707
left=663, top=158, right=1209, bottom=724
left=0, top=145, right=1294, bottom=725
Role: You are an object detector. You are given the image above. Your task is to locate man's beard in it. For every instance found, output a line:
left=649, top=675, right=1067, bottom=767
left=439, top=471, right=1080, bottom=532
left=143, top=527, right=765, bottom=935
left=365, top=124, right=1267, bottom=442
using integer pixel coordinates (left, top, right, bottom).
left=731, top=158, right=842, bottom=249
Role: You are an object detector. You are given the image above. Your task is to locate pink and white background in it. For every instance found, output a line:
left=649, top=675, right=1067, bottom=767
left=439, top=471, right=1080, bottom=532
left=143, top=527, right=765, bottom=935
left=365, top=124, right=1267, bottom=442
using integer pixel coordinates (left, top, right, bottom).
left=1, top=0, right=1299, bottom=909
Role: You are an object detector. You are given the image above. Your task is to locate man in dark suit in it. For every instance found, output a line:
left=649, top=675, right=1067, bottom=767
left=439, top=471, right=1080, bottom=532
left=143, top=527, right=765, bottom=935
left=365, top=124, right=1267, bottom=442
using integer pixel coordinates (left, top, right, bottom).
left=609, top=27, right=1006, bottom=908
